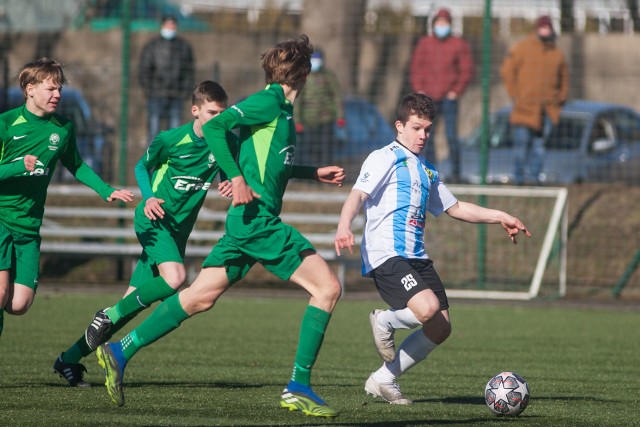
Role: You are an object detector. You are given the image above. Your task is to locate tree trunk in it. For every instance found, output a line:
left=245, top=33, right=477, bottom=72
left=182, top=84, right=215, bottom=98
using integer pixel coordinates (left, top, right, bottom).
left=301, top=0, right=366, bottom=95
left=628, top=0, right=640, bottom=32
left=560, top=0, right=574, bottom=33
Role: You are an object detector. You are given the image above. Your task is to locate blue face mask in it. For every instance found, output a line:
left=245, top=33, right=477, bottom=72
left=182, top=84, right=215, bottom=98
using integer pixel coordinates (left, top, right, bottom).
left=434, top=25, right=451, bottom=39
left=160, top=29, right=177, bottom=40
left=310, top=58, right=323, bottom=73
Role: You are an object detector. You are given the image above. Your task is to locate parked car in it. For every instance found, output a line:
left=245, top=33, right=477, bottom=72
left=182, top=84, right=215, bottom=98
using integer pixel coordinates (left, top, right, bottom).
left=337, top=96, right=396, bottom=159
left=454, top=100, right=640, bottom=185
left=0, top=86, right=113, bottom=182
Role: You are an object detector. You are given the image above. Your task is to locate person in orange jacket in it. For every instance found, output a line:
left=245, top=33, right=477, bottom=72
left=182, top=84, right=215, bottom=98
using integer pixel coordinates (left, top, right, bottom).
left=500, top=15, right=569, bottom=185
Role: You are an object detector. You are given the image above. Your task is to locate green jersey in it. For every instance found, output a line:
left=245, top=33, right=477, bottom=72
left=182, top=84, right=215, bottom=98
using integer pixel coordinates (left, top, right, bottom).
left=134, top=121, right=236, bottom=236
left=203, top=83, right=309, bottom=218
left=0, top=105, right=114, bottom=235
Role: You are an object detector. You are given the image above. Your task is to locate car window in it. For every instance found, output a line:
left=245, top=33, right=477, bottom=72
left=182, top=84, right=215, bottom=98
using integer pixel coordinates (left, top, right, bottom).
left=491, top=114, right=511, bottom=148
left=464, top=113, right=511, bottom=148
left=611, top=110, right=640, bottom=145
left=546, top=115, right=589, bottom=150
left=589, top=116, right=615, bottom=141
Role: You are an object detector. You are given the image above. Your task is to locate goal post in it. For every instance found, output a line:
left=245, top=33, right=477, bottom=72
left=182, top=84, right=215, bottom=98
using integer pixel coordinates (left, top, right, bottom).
left=436, top=185, right=568, bottom=301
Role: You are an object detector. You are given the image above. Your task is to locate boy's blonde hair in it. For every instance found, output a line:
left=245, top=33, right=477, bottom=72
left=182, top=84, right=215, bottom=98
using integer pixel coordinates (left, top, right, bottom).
left=261, top=34, right=313, bottom=88
left=18, top=58, right=67, bottom=99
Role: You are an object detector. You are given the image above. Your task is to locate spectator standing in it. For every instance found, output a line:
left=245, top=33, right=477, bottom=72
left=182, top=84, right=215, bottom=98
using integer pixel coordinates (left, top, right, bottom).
left=138, top=15, right=195, bottom=144
left=294, top=49, right=345, bottom=165
left=500, top=15, right=569, bottom=185
left=409, top=8, right=474, bottom=182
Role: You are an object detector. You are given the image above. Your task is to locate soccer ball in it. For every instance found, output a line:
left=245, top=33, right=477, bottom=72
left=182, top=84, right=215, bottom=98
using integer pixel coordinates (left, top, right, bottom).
left=484, top=371, right=530, bottom=416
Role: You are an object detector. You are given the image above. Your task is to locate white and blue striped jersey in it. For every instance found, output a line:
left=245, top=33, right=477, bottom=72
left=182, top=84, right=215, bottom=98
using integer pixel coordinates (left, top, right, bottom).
left=353, top=141, right=458, bottom=276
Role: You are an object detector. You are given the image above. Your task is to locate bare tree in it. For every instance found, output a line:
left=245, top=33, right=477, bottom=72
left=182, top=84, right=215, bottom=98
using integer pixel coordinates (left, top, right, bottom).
left=301, top=0, right=366, bottom=94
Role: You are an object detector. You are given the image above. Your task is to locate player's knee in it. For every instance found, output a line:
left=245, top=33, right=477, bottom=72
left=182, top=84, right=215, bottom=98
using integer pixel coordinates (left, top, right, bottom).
left=0, top=288, right=8, bottom=307
left=163, top=269, right=186, bottom=289
left=413, top=301, right=440, bottom=324
left=180, top=287, right=221, bottom=315
left=321, top=277, right=342, bottom=305
left=5, top=299, right=33, bottom=315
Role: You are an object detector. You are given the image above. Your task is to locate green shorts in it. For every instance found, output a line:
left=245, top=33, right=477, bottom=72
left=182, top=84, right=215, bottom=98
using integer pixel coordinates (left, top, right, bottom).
left=129, top=218, right=187, bottom=287
left=0, top=223, right=40, bottom=290
left=203, top=215, right=315, bottom=284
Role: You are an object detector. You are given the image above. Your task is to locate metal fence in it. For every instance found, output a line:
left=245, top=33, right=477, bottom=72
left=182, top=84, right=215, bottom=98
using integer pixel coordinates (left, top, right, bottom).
left=1, top=0, right=639, bottom=297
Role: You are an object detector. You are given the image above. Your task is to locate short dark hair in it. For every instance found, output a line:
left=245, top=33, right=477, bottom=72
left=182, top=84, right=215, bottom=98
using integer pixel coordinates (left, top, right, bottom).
left=396, top=93, right=435, bottom=124
left=192, top=80, right=228, bottom=107
left=261, top=34, right=313, bottom=88
left=18, top=57, right=67, bottom=99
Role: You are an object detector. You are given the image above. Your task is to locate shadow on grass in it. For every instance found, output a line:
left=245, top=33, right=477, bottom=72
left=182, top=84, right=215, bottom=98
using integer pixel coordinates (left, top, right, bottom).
left=412, top=395, right=608, bottom=405
left=210, top=418, right=537, bottom=426
left=40, top=379, right=267, bottom=389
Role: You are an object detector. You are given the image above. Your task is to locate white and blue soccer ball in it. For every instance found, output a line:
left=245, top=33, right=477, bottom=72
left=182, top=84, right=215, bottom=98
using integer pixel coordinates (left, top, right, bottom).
left=484, top=371, right=530, bottom=416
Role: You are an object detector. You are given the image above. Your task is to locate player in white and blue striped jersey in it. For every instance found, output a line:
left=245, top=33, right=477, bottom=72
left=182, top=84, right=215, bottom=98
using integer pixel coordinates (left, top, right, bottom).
left=335, top=93, right=531, bottom=405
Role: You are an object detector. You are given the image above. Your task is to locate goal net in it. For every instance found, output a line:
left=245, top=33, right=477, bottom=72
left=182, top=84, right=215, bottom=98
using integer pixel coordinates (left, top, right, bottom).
left=427, top=185, right=568, bottom=300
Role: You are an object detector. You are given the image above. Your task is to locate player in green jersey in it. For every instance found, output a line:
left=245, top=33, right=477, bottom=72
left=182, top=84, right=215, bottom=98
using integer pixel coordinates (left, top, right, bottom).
left=0, top=58, right=134, bottom=340
left=54, top=81, right=235, bottom=387
left=96, top=35, right=345, bottom=417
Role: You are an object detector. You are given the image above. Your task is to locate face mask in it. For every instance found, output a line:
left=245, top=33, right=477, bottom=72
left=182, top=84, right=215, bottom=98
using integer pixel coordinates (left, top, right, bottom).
left=434, top=25, right=451, bottom=39
left=310, top=58, right=323, bottom=72
left=161, top=29, right=177, bottom=40
left=538, top=33, right=556, bottom=43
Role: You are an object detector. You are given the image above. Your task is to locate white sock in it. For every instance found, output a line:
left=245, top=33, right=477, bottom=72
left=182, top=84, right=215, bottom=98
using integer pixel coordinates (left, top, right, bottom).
left=377, top=307, right=422, bottom=331
left=372, top=330, right=438, bottom=383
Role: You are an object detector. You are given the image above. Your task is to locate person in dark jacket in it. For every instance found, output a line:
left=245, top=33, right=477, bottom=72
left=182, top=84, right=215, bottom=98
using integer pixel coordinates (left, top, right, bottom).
left=409, top=8, right=474, bottom=182
left=138, top=15, right=195, bottom=144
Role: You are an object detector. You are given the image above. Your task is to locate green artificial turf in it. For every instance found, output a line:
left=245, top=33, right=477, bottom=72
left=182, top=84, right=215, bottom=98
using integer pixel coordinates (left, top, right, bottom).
left=1, top=291, right=638, bottom=426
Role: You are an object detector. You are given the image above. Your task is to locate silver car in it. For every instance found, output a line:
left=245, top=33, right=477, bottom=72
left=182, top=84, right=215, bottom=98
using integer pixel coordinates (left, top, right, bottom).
left=455, top=100, right=640, bottom=185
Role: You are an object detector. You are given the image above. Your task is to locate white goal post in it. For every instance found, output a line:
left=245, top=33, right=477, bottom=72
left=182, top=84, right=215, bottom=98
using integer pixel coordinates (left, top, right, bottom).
left=444, top=185, right=568, bottom=301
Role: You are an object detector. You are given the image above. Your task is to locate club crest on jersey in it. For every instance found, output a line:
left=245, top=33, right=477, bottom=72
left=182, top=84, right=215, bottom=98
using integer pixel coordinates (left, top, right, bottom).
left=208, top=153, right=215, bottom=168
left=422, top=164, right=437, bottom=184
left=48, top=133, right=60, bottom=150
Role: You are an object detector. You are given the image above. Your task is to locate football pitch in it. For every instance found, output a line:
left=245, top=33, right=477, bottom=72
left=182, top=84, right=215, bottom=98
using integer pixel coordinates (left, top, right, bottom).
left=1, top=290, right=639, bottom=426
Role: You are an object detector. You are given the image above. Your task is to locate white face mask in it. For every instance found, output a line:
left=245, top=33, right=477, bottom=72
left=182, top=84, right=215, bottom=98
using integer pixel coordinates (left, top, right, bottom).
left=160, top=28, right=177, bottom=40
left=310, top=58, right=323, bottom=72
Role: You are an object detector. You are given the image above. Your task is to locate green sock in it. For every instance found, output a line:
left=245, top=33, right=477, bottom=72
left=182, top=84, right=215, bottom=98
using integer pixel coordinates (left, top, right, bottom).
left=120, top=293, right=189, bottom=361
left=106, top=276, right=176, bottom=324
left=61, top=337, right=92, bottom=363
left=290, top=305, right=331, bottom=386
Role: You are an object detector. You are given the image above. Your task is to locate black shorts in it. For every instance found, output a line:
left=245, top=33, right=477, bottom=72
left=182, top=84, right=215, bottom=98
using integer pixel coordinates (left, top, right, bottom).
left=371, top=257, right=449, bottom=311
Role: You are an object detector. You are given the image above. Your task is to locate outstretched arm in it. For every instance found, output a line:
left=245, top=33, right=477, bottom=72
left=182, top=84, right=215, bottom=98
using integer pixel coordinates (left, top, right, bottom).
left=291, top=165, right=345, bottom=187
left=317, top=166, right=345, bottom=187
left=335, top=189, right=368, bottom=256
left=446, top=200, right=531, bottom=244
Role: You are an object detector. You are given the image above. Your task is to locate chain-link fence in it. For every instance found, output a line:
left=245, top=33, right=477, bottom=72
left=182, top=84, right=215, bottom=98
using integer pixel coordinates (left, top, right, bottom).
left=1, top=0, right=639, bottom=297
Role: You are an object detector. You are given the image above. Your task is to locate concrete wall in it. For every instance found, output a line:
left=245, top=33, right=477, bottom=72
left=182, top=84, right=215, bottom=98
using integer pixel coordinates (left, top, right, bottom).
left=4, top=30, right=640, bottom=175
